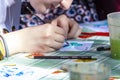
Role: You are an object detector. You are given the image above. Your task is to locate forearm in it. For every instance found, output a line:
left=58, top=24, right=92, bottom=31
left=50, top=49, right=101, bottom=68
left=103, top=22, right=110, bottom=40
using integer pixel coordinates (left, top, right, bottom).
left=2, top=30, right=24, bottom=56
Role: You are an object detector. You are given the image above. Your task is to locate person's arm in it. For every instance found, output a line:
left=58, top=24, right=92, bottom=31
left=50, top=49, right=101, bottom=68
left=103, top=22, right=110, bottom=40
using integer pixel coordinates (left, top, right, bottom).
left=0, top=0, right=21, bottom=60
left=3, top=23, right=65, bottom=55
left=0, top=0, right=75, bottom=58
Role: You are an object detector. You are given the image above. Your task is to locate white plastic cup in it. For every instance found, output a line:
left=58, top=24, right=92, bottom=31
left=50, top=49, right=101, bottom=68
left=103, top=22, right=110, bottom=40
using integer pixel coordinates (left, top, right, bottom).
left=68, top=61, right=110, bottom=80
left=107, top=12, right=120, bottom=60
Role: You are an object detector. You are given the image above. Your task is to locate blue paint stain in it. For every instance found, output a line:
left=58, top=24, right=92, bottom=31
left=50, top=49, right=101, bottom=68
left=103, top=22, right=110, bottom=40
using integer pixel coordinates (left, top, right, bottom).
left=63, top=41, right=69, bottom=47
left=0, top=70, right=4, bottom=73
left=63, top=44, right=69, bottom=47
left=70, top=42, right=82, bottom=46
left=16, top=72, right=24, bottom=76
left=7, top=70, right=13, bottom=72
left=4, top=73, right=11, bottom=77
left=12, top=67, right=18, bottom=70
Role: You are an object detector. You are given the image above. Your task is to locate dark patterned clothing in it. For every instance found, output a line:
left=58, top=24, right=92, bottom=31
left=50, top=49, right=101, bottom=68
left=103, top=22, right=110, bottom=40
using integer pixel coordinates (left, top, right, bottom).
left=20, top=0, right=99, bottom=28
left=44, top=0, right=98, bottom=23
left=0, top=0, right=99, bottom=34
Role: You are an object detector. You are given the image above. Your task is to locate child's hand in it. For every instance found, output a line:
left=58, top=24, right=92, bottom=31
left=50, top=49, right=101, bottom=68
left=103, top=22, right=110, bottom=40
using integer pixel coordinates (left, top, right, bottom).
left=30, top=0, right=73, bottom=14
left=3, top=23, right=65, bottom=54
left=51, top=15, right=82, bottom=39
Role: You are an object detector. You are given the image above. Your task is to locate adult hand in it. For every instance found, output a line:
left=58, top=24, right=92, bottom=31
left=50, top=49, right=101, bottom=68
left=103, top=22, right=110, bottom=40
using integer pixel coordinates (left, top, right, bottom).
left=29, top=0, right=73, bottom=14
left=51, top=15, right=82, bottom=39
left=3, top=23, right=65, bottom=55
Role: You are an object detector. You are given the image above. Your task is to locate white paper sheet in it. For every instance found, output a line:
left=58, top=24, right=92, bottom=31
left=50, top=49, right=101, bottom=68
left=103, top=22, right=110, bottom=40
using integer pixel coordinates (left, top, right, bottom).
left=59, top=41, right=94, bottom=51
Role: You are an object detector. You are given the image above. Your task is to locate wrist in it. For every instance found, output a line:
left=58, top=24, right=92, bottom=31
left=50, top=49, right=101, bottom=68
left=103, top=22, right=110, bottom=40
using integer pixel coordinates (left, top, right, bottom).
left=3, top=30, right=25, bottom=55
left=0, top=35, right=9, bottom=60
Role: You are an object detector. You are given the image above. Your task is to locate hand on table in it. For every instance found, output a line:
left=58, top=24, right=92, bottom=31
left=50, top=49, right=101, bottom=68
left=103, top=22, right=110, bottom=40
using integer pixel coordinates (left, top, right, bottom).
left=3, top=23, right=65, bottom=55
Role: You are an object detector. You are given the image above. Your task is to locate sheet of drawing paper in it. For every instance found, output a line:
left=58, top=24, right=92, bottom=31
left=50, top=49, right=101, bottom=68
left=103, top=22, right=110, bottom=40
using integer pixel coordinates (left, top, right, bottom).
left=59, top=41, right=94, bottom=51
left=80, top=20, right=108, bottom=32
left=0, top=65, right=56, bottom=80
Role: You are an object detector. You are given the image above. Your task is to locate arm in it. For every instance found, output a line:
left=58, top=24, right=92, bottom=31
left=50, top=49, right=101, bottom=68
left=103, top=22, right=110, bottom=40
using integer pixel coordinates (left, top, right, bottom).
left=3, top=24, right=65, bottom=55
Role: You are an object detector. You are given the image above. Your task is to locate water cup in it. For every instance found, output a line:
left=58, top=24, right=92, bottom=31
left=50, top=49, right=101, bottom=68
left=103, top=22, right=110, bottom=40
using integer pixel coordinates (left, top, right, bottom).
left=107, top=12, right=120, bottom=59
left=68, top=60, right=110, bottom=80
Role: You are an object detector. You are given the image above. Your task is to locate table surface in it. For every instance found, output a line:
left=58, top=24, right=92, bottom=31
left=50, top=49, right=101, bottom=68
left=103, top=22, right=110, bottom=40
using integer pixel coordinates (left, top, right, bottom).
left=0, top=35, right=120, bottom=80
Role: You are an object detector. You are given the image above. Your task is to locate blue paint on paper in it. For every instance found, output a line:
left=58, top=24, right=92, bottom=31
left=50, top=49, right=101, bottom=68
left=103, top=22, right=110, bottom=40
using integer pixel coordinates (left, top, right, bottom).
left=70, top=42, right=83, bottom=46
left=12, top=67, right=18, bottom=70
left=0, top=66, right=39, bottom=79
left=7, top=70, right=14, bottom=72
left=63, top=41, right=70, bottom=47
left=3, top=73, right=11, bottom=77
left=63, top=41, right=83, bottom=48
left=16, top=71, right=24, bottom=76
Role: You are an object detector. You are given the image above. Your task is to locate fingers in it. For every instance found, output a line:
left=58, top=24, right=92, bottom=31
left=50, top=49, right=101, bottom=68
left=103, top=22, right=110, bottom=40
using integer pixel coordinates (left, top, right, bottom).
left=68, top=20, right=82, bottom=39
left=34, top=4, right=47, bottom=14
left=53, top=24, right=66, bottom=36
left=54, top=33, right=65, bottom=43
left=45, top=0, right=73, bottom=10
left=45, top=24, right=65, bottom=43
left=47, top=40, right=64, bottom=50
left=30, top=0, right=47, bottom=14
left=60, top=0, right=73, bottom=10
left=40, top=38, right=64, bottom=50
left=46, top=25, right=65, bottom=49
left=51, top=15, right=69, bottom=38
left=51, top=15, right=81, bottom=39
left=40, top=24, right=65, bottom=50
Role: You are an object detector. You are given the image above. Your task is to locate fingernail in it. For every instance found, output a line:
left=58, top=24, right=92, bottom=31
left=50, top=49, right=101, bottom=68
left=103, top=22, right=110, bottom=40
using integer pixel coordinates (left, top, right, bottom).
left=61, top=0, right=69, bottom=9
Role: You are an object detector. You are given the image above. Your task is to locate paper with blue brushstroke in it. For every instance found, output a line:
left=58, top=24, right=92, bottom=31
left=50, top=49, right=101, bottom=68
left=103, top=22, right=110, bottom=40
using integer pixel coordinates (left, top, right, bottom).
left=80, top=20, right=108, bottom=32
left=60, top=41, right=94, bottom=51
left=0, top=65, right=56, bottom=80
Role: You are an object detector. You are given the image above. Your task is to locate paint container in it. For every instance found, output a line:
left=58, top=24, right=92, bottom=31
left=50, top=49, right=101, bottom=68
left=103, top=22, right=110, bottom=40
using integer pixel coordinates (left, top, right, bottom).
left=68, top=60, right=111, bottom=80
